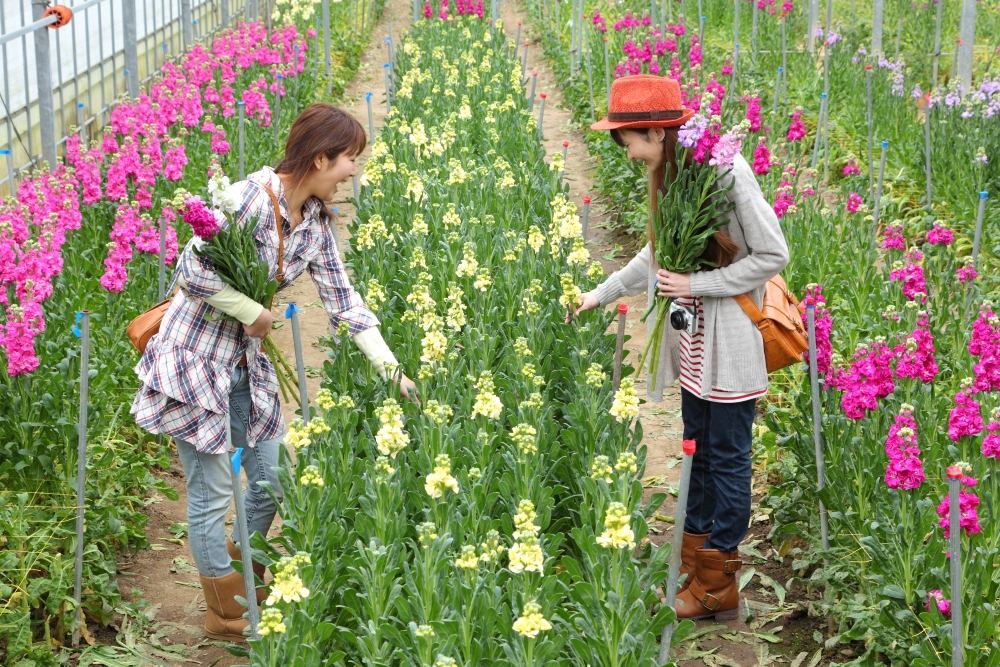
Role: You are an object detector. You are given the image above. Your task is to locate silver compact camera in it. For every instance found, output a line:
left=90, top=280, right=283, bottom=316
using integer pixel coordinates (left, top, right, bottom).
left=668, top=301, right=699, bottom=335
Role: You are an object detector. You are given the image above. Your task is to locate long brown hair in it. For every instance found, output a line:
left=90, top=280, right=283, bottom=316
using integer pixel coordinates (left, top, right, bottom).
left=611, top=127, right=738, bottom=268
left=275, top=103, right=367, bottom=221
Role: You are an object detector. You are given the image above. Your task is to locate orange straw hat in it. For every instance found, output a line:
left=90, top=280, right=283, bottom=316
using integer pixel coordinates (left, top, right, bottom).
left=591, top=75, right=695, bottom=131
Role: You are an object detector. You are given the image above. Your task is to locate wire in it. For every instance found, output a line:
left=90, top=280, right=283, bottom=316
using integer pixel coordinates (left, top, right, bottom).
left=0, top=88, right=33, bottom=169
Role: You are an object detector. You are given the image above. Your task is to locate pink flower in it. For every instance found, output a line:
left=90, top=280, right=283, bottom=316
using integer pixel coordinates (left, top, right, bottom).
left=709, top=121, right=749, bottom=168
left=688, top=35, right=702, bottom=68
left=801, top=285, right=832, bottom=373
left=744, top=95, right=762, bottom=132
left=938, top=486, right=982, bottom=538
left=982, top=421, right=1000, bottom=458
left=772, top=180, right=795, bottom=218
left=180, top=196, right=221, bottom=240
left=957, top=263, right=978, bottom=283
left=826, top=341, right=895, bottom=419
left=843, top=158, right=860, bottom=176
left=968, top=307, right=1000, bottom=392
left=882, top=222, right=906, bottom=250
left=692, top=121, right=720, bottom=165
left=883, top=406, right=925, bottom=489
left=889, top=251, right=927, bottom=302
left=926, top=590, right=951, bottom=616
left=787, top=110, right=807, bottom=141
left=423, top=2, right=432, bottom=17
left=926, top=224, right=954, bottom=246
left=846, top=191, right=863, bottom=213
left=894, top=315, right=938, bottom=383
left=752, top=138, right=772, bottom=175
left=948, top=391, right=984, bottom=441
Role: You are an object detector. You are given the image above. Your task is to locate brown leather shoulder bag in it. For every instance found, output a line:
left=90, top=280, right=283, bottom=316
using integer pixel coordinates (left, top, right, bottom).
left=733, top=275, right=808, bottom=374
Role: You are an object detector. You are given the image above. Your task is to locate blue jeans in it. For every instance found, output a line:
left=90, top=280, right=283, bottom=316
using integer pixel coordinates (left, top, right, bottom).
left=175, top=365, right=287, bottom=577
left=681, top=388, right=756, bottom=552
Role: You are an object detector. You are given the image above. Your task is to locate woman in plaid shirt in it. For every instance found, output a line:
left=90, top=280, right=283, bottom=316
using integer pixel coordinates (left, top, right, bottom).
left=131, top=104, right=414, bottom=641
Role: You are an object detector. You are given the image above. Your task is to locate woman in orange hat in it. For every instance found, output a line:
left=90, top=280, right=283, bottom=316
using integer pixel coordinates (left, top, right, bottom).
left=572, top=75, right=788, bottom=621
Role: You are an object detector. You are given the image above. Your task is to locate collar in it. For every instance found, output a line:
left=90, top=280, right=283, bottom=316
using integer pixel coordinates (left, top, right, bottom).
left=250, top=166, right=324, bottom=231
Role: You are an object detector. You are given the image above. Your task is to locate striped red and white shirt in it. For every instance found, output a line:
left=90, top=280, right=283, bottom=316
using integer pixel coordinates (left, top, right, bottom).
left=676, top=296, right=766, bottom=403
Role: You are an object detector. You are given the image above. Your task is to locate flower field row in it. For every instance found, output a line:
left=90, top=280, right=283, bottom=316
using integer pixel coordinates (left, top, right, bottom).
left=0, top=3, right=380, bottom=660
left=248, top=15, right=694, bottom=667
left=526, top=0, right=1000, bottom=663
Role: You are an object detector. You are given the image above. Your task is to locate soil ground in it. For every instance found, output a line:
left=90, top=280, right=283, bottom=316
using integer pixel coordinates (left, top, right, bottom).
left=106, top=1, right=843, bottom=664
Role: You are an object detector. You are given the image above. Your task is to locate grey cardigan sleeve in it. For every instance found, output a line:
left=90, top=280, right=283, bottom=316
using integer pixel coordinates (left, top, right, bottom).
left=592, top=242, right=653, bottom=306
left=688, top=156, right=789, bottom=298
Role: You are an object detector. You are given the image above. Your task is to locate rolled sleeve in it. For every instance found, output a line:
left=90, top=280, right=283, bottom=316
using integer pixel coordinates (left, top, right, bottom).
left=309, top=223, right=380, bottom=335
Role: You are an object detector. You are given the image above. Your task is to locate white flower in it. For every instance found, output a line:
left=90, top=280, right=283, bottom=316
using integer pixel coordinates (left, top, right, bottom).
left=512, top=601, right=552, bottom=638
left=609, top=379, right=640, bottom=423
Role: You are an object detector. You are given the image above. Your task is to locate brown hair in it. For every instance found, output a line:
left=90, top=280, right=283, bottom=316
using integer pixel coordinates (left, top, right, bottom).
left=611, top=127, right=738, bottom=269
left=274, top=103, right=367, bottom=221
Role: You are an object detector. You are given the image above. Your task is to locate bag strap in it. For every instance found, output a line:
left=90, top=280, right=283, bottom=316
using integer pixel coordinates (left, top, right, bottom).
left=733, top=293, right=765, bottom=325
left=261, top=184, right=285, bottom=285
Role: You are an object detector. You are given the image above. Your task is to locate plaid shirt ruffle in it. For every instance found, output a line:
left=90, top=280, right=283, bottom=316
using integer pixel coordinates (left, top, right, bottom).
left=131, top=167, right=379, bottom=454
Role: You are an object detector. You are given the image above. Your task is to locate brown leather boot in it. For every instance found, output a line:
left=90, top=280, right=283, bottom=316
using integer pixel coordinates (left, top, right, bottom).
left=678, top=532, right=711, bottom=593
left=674, top=548, right=742, bottom=621
left=200, top=570, right=251, bottom=641
left=227, top=537, right=267, bottom=605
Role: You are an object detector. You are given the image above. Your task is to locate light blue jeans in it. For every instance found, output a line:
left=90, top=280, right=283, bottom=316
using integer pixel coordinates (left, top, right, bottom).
left=175, top=365, right=287, bottom=578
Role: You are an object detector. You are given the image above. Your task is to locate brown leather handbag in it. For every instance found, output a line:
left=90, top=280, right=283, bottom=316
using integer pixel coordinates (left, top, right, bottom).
left=126, top=185, right=285, bottom=354
left=733, top=275, right=808, bottom=374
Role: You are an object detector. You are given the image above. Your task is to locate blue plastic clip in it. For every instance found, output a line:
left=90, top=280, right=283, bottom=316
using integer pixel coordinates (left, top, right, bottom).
left=366, top=92, right=373, bottom=102
left=286, top=302, right=300, bottom=319
left=72, top=312, right=83, bottom=338
left=231, top=448, right=242, bottom=475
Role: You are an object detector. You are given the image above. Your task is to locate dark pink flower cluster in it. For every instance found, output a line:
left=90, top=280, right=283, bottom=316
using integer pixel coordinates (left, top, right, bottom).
left=846, top=191, right=863, bottom=213
left=926, top=224, right=954, bottom=246
left=752, top=138, right=772, bottom=175
left=826, top=341, right=895, bottom=419
left=982, top=419, right=1000, bottom=458
left=801, top=284, right=832, bottom=373
left=0, top=167, right=82, bottom=375
left=688, top=34, right=702, bottom=68
left=938, top=483, right=982, bottom=538
left=613, top=12, right=643, bottom=31
left=882, top=222, right=905, bottom=250
left=948, top=391, right=984, bottom=441
left=957, top=261, right=977, bottom=283
left=843, top=158, right=860, bottom=176
left=889, top=251, right=927, bottom=302
left=772, top=166, right=798, bottom=218
left=691, top=119, right=721, bottom=165
left=883, top=406, right=925, bottom=489
left=968, top=307, right=1000, bottom=392
left=592, top=11, right=607, bottom=32
left=101, top=202, right=179, bottom=292
left=705, top=74, right=726, bottom=117
left=744, top=95, right=762, bottom=132
left=926, top=590, right=951, bottom=616
left=786, top=109, right=807, bottom=141
left=180, top=197, right=221, bottom=241
left=894, top=313, right=938, bottom=383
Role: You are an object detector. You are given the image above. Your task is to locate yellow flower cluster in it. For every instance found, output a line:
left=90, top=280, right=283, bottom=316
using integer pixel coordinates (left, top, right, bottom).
left=265, top=553, right=311, bottom=606
left=507, top=534, right=544, bottom=574
left=615, top=452, right=638, bottom=474
left=410, top=246, right=427, bottom=269
left=566, top=237, right=590, bottom=266
left=559, top=273, right=582, bottom=309
left=284, top=418, right=331, bottom=449
left=590, top=455, right=614, bottom=483
left=417, top=522, right=438, bottom=547
left=472, top=371, right=503, bottom=420
left=512, top=601, right=552, bottom=638
left=355, top=214, right=390, bottom=249
left=412, top=213, right=428, bottom=234
left=403, top=168, right=425, bottom=202
left=425, top=454, right=460, bottom=499
left=374, top=456, right=395, bottom=482
left=468, top=467, right=482, bottom=482
left=443, top=204, right=462, bottom=227
left=551, top=194, right=582, bottom=239
left=473, top=269, right=492, bottom=292
left=519, top=392, right=544, bottom=410
left=585, top=363, right=606, bottom=387
left=455, top=544, right=480, bottom=570
left=315, top=388, right=354, bottom=411
left=527, top=226, right=545, bottom=252
left=299, top=465, right=324, bottom=487
left=609, top=379, right=640, bottom=423
left=587, top=261, right=605, bottom=280
left=445, top=283, right=466, bottom=331
left=479, top=529, right=506, bottom=563
left=434, top=657, right=457, bottom=667
left=513, top=499, right=540, bottom=539
left=456, top=242, right=479, bottom=278
left=447, top=159, right=470, bottom=185
left=375, top=398, right=409, bottom=458
left=549, top=151, right=564, bottom=173
left=364, top=278, right=386, bottom=312
left=415, top=624, right=435, bottom=638
left=596, top=503, right=636, bottom=550
left=258, top=607, right=286, bottom=636
left=423, top=400, right=454, bottom=425
left=510, top=423, right=538, bottom=456
left=421, top=323, right=448, bottom=364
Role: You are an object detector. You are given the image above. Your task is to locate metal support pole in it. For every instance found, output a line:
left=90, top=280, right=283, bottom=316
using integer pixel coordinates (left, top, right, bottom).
left=581, top=196, right=591, bottom=239
left=658, top=439, right=696, bottom=665
left=522, top=42, right=529, bottom=79
left=871, top=0, right=884, bottom=55
left=612, top=304, right=627, bottom=392
left=229, top=428, right=260, bottom=641
left=872, top=140, right=888, bottom=241
left=538, top=93, right=546, bottom=140
left=947, top=467, right=963, bottom=667
left=971, top=192, right=988, bottom=271
left=31, top=0, right=57, bottom=169
left=780, top=17, right=787, bottom=103
left=238, top=102, right=246, bottom=180
left=384, top=64, right=391, bottom=115
left=352, top=174, right=359, bottom=203
left=158, top=215, right=167, bottom=300
left=932, top=0, right=943, bottom=85
left=323, top=0, right=331, bottom=95
left=274, top=75, right=282, bottom=143
left=515, top=22, right=521, bottom=53
left=924, top=103, right=932, bottom=208
left=77, top=103, right=85, bottom=140
left=222, top=0, right=229, bottom=26
left=559, top=141, right=568, bottom=184
left=287, top=304, right=311, bottom=424
left=772, top=67, right=782, bottom=115
left=806, top=303, right=829, bottom=553
left=182, top=0, right=193, bottom=47
left=123, top=0, right=140, bottom=99
left=71, top=311, right=90, bottom=648
left=866, top=68, right=874, bottom=198
left=957, top=0, right=976, bottom=91
left=807, top=0, right=818, bottom=53
left=366, top=93, right=375, bottom=143
left=2, top=150, right=15, bottom=198
left=825, top=0, right=832, bottom=37
left=811, top=93, right=826, bottom=169
left=529, top=71, right=538, bottom=111
left=733, top=0, right=740, bottom=54
left=894, top=18, right=902, bottom=62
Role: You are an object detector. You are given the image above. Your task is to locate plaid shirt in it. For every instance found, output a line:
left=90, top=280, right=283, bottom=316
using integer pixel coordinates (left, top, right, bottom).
left=131, top=166, right=379, bottom=454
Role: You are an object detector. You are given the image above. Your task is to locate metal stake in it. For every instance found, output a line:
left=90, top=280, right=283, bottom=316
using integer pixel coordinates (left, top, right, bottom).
left=182, top=0, right=193, bottom=47
left=871, top=0, right=884, bottom=55
left=806, top=302, right=829, bottom=553
left=971, top=192, right=988, bottom=272
left=30, top=0, right=57, bottom=169
left=287, top=304, right=311, bottom=423
left=585, top=29, right=596, bottom=121
left=123, top=0, right=140, bottom=99
left=924, top=102, right=932, bottom=208
left=366, top=92, right=375, bottom=143
left=956, top=0, right=976, bottom=91
left=77, top=103, right=85, bottom=140
left=228, top=428, right=260, bottom=641
left=947, top=467, right=963, bottom=667
left=2, top=150, right=15, bottom=198
left=522, top=42, right=529, bottom=79
left=582, top=195, right=591, bottom=239
left=894, top=18, right=902, bottom=62
left=612, top=304, right=627, bottom=392
left=772, top=67, right=782, bottom=116
left=872, top=140, right=888, bottom=242
left=529, top=71, right=538, bottom=111
left=323, top=0, right=331, bottom=95
left=538, top=93, right=546, bottom=140
left=515, top=22, right=521, bottom=53
left=352, top=174, right=359, bottom=203
left=71, top=311, right=90, bottom=648
left=384, top=64, right=391, bottom=115
left=658, top=438, right=696, bottom=664
left=811, top=93, right=826, bottom=169
left=559, top=141, right=568, bottom=184
left=866, top=68, right=874, bottom=198
left=238, top=101, right=246, bottom=180
left=931, top=0, right=943, bottom=85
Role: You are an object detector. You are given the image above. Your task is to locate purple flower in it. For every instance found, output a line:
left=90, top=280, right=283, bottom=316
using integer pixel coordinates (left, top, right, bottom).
left=678, top=113, right=709, bottom=149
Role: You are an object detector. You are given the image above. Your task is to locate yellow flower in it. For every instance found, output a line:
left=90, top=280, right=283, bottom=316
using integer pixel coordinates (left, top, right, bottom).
left=609, top=379, right=640, bottom=423
left=512, top=601, right=552, bottom=638
left=424, top=400, right=454, bottom=425
left=434, top=657, right=456, bottom=667
left=514, top=338, right=533, bottom=357
left=375, top=398, right=409, bottom=458
left=445, top=283, right=466, bottom=330
left=364, top=278, right=386, bottom=312
left=405, top=172, right=425, bottom=202
left=479, top=529, right=506, bottom=563
left=456, top=243, right=479, bottom=278
left=455, top=544, right=480, bottom=570
left=265, top=554, right=311, bottom=605
left=415, top=624, right=435, bottom=638
left=519, top=392, right=543, bottom=410
left=549, top=151, right=564, bottom=172
left=566, top=237, right=590, bottom=266
left=615, top=452, right=638, bottom=474
left=410, top=246, right=427, bottom=269
left=511, top=424, right=538, bottom=456
left=596, top=502, right=635, bottom=550
left=551, top=194, right=582, bottom=238
left=527, top=225, right=545, bottom=252
left=590, top=455, right=614, bottom=483
left=417, top=522, right=438, bottom=547
left=299, top=465, right=324, bottom=487
left=315, top=389, right=335, bottom=411
left=306, top=419, right=331, bottom=437
left=421, top=326, right=448, bottom=364
left=355, top=214, right=390, bottom=249
left=471, top=371, right=503, bottom=420
left=468, top=467, right=482, bottom=482
left=585, top=363, right=606, bottom=387
left=587, top=261, right=604, bottom=280
left=443, top=203, right=462, bottom=227
left=513, top=499, right=539, bottom=538
left=284, top=419, right=311, bottom=449
left=258, top=607, right=286, bottom=636
left=425, top=454, right=459, bottom=498
left=473, top=269, right=492, bottom=292
left=508, top=534, right=544, bottom=574
left=412, top=214, right=428, bottom=234
left=559, top=273, right=582, bottom=309
left=338, top=395, right=355, bottom=409
left=374, top=456, right=395, bottom=481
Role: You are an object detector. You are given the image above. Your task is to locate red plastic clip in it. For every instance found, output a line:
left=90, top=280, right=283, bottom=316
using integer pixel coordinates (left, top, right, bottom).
left=683, top=439, right=696, bottom=456
left=583, top=195, right=591, bottom=204
left=947, top=465, right=963, bottom=479
left=562, top=140, right=569, bottom=147
left=44, top=5, right=73, bottom=28
left=540, top=93, right=547, bottom=99
left=618, top=303, right=628, bottom=315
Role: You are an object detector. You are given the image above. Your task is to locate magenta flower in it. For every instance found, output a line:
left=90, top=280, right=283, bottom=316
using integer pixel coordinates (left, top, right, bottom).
left=882, top=222, right=906, bottom=250
left=938, top=484, right=982, bottom=538
left=772, top=180, right=795, bottom=218
left=752, top=138, right=772, bottom=175
left=926, top=224, right=954, bottom=246
left=787, top=110, right=807, bottom=141
left=744, top=95, right=762, bottom=132
left=846, top=191, right=863, bottom=213
left=692, top=121, right=720, bottom=165
left=843, top=158, right=860, bottom=176
left=709, top=121, right=750, bottom=168
left=926, top=590, right=951, bottom=616
left=180, top=196, right=221, bottom=240
left=982, top=419, right=1000, bottom=458
left=889, top=251, right=927, bottom=302
left=948, top=391, right=984, bottom=441
left=883, top=406, right=925, bottom=490
left=826, top=341, right=895, bottom=419
left=895, top=315, right=938, bottom=383
left=801, top=284, right=832, bottom=373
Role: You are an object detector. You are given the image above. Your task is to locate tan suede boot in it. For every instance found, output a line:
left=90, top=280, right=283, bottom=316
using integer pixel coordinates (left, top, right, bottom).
left=678, top=532, right=711, bottom=593
left=674, top=548, right=742, bottom=621
left=200, top=570, right=251, bottom=641
left=227, top=537, right=267, bottom=605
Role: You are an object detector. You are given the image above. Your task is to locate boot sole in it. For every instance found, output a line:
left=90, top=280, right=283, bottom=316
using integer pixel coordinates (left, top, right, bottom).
left=204, top=628, right=249, bottom=642
left=681, top=601, right=741, bottom=622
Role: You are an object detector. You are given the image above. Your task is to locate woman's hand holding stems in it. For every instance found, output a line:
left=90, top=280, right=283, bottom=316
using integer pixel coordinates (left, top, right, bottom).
left=565, top=269, right=691, bottom=322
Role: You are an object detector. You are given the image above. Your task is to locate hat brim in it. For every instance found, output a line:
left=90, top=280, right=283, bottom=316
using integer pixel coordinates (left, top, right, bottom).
left=590, top=107, right=696, bottom=131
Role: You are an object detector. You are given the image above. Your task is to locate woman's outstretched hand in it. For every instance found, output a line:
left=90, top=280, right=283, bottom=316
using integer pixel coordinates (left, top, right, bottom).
left=656, top=269, right=692, bottom=298
left=566, top=292, right=601, bottom=323
left=398, top=373, right=420, bottom=405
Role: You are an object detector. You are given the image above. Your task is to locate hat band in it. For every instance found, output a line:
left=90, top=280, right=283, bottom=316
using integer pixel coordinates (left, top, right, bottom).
left=606, top=109, right=684, bottom=122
